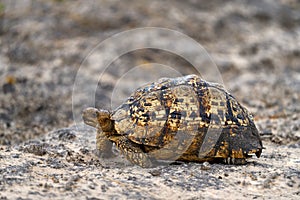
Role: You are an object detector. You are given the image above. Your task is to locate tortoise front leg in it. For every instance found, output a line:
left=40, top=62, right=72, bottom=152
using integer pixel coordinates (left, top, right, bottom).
left=96, top=130, right=114, bottom=158
left=109, top=135, right=153, bottom=168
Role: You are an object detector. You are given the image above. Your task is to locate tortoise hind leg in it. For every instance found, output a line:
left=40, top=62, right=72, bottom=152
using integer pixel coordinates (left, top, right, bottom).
left=223, top=157, right=246, bottom=165
left=109, top=135, right=153, bottom=168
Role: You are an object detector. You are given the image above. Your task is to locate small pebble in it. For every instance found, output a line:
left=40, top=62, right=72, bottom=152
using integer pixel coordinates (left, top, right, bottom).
left=201, top=162, right=211, bottom=170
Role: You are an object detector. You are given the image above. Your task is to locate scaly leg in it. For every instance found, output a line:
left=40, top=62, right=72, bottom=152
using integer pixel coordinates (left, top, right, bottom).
left=109, top=135, right=153, bottom=168
left=96, top=130, right=114, bottom=158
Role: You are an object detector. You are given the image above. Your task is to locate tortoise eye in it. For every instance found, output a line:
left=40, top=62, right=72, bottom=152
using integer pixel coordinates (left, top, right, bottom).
left=92, top=112, right=98, bottom=119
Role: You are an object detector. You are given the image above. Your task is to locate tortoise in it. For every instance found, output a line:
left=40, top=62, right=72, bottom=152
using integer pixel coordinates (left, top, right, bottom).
left=82, top=74, right=262, bottom=167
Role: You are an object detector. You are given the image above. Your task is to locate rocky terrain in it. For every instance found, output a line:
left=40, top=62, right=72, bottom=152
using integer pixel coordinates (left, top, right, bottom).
left=0, top=0, right=299, bottom=199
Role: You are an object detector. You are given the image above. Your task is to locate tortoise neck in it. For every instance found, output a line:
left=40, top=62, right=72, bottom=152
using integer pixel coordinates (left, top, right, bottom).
left=99, top=119, right=114, bottom=132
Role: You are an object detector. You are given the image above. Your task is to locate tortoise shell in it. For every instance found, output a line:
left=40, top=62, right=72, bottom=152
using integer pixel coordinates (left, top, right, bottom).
left=83, top=74, right=263, bottom=167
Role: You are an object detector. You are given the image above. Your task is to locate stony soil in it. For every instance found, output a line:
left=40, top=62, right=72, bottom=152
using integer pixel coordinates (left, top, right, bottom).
left=0, top=0, right=299, bottom=199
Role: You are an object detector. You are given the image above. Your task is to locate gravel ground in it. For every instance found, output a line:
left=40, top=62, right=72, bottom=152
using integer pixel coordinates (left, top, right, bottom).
left=0, top=0, right=299, bottom=199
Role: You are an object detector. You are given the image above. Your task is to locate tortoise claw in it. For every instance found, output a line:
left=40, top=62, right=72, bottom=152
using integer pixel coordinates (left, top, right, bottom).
left=255, top=149, right=262, bottom=158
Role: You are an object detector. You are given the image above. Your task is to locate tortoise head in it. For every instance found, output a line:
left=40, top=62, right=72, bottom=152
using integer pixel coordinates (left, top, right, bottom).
left=82, top=107, right=114, bottom=132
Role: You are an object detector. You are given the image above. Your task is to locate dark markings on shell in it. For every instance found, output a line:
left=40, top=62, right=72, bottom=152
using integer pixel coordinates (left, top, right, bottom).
left=196, top=81, right=211, bottom=125
left=225, top=95, right=238, bottom=125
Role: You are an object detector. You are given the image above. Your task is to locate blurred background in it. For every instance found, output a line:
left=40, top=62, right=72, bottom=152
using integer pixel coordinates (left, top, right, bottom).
left=0, top=0, right=299, bottom=146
